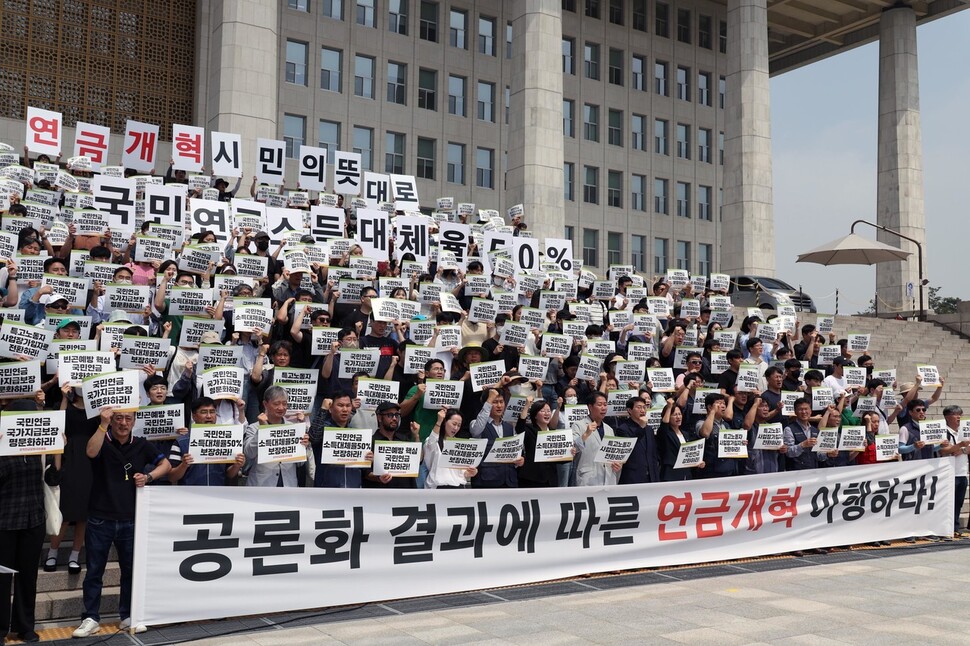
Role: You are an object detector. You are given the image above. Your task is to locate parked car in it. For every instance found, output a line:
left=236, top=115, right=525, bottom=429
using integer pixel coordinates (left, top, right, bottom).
left=727, top=275, right=817, bottom=313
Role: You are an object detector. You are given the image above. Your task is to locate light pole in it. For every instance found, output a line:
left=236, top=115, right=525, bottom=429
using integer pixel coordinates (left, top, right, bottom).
left=850, top=219, right=925, bottom=321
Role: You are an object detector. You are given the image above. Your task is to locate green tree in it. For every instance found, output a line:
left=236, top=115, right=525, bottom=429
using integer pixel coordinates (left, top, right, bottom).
left=929, top=286, right=961, bottom=315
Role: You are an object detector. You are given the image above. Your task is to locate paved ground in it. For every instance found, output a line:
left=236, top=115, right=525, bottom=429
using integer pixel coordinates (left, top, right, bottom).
left=26, top=540, right=970, bottom=645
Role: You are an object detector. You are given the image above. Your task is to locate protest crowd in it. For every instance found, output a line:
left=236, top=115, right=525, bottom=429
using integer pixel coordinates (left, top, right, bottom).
left=0, top=119, right=966, bottom=642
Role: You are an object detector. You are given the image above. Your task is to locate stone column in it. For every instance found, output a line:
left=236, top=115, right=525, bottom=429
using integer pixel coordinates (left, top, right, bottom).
left=507, top=0, right=564, bottom=241
left=720, top=0, right=774, bottom=277
left=196, top=0, right=280, bottom=179
left=876, top=5, right=925, bottom=317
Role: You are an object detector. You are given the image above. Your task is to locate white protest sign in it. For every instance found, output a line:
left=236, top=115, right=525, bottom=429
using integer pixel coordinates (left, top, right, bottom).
left=132, top=405, right=185, bottom=442
left=0, top=321, right=53, bottom=360
left=646, top=368, right=676, bottom=393
left=423, top=380, right=464, bottom=410
left=337, top=348, right=381, bottom=379
left=320, top=428, right=371, bottom=466
left=838, top=426, right=867, bottom=451
left=674, top=438, right=705, bottom=469
left=469, top=360, right=506, bottom=392
left=594, top=436, right=637, bottom=464
left=875, top=434, right=899, bottom=461
left=355, top=378, right=398, bottom=411
left=440, top=437, right=488, bottom=469
left=82, top=370, right=140, bottom=418
left=482, top=434, right=524, bottom=463
left=188, top=424, right=244, bottom=464
left=372, top=440, right=421, bottom=476
left=200, top=366, right=246, bottom=400
left=813, top=428, right=839, bottom=453
left=718, top=430, right=748, bottom=459
left=256, top=424, right=307, bottom=464
left=119, top=336, right=171, bottom=370
left=752, top=423, right=784, bottom=450
left=0, top=410, right=65, bottom=456
left=534, top=429, right=573, bottom=462
left=735, top=366, right=761, bottom=393
left=918, top=419, right=947, bottom=445
left=916, top=365, right=942, bottom=388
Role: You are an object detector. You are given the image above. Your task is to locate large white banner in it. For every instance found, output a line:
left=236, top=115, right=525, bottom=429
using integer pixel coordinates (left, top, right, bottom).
left=132, top=460, right=952, bottom=627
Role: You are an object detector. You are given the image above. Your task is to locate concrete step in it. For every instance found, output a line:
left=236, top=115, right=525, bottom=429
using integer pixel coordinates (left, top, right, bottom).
left=37, top=586, right=119, bottom=622
left=36, top=562, right=120, bottom=594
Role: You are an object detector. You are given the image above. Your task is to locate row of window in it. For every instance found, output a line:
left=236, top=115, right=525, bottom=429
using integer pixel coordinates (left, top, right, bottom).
left=562, top=0, right=725, bottom=53
left=562, top=164, right=717, bottom=220
left=564, top=104, right=723, bottom=163
left=566, top=225, right=713, bottom=275
left=562, top=41, right=725, bottom=108
left=283, top=117, right=498, bottom=188
left=288, top=0, right=513, bottom=57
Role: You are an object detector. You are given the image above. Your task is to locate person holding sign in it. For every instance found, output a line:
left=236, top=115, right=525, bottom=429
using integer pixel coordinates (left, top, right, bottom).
left=895, top=373, right=945, bottom=430
left=308, top=392, right=370, bottom=488
left=241, top=387, right=309, bottom=487
left=74, top=406, right=172, bottom=638
left=743, top=396, right=784, bottom=474
left=940, top=406, right=970, bottom=536
left=0, top=400, right=47, bottom=644
left=615, top=396, right=661, bottom=484
left=898, top=399, right=940, bottom=461
left=423, top=408, right=478, bottom=489
left=517, top=398, right=569, bottom=488
left=400, top=358, right=447, bottom=443
left=470, top=388, right=525, bottom=488
left=364, top=402, right=419, bottom=489
left=696, top=393, right=741, bottom=478
left=571, top=392, right=621, bottom=487
left=657, top=399, right=703, bottom=481
left=168, top=398, right=246, bottom=487
left=782, top=398, right=838, bottom=470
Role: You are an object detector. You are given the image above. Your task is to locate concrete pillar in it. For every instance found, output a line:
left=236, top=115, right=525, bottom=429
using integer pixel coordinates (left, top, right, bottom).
left=876, top=5, right=925, bottom=317
left=720, top=0, right=774, bottom=277
left=196, top=0, right=280, bottom=179
left=506, top=0, right=564, bottom=241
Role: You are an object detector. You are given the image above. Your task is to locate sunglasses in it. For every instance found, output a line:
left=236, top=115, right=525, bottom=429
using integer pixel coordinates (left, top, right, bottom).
left=913, top=408, right=926, bottom=412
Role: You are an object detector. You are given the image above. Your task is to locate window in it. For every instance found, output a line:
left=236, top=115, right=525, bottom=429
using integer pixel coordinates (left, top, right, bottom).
left=357, top=0, right=375, bottom=27
left=698, top=128, right=712, bottom=163
left=563, top=0, right=576, bottom=11
left=608, top=109, right=622, bottom=146
left=654, top=61, right=668, bottom=96
left=563, top=99, right=575, bottom=137
left=632, top=0, right=646, bottom=31
left=564, top=225, right=575, bottom=242
left=583, top=165, right=598, bottom=204
left=420, top=1, right=438, bottom=41
left=698, top=72, right=711, bottom=106
left=583, top=228, right=599, bottom=267
left=418, top=68, right=437, bottom=110
left=479, top=16, right=496, bottom=55
left=654, top=178, right=668, bottom=214
left=631, top=55, right=645, bottom=90
left=609, top=0, right=623, bottom=24
left=323, top=0, right=343, bottom=20
left=320, top=48, right=342, bottom=92
left=699, top=15, right=712, bottom=49
left=632, top=235, right=646, bottom=271
left=699, top=243, right=712, bottom=276
left=608, top=48, right=623, bottom=85
left=285, top=40, right=307, bottom=86
left=607, top=170, right=622, bottom=207
left=654, top=119, right=668, bottom=155
left=631, top=114, right=646, bottom=150
left=449, top=9, right=467, bottom=48
left=448, top=75, right=466, bottom=116
left=654, top=238, right=668, bottom=274
left=608, top=232, right=622, bottom=266
left=719, top=131, right=724, bottom=165
left=584, top=42, right=600, bottom=80
left=504, top=85, right=510, bottom=124
left=354, top=55, right=375, bottom=98
left=719, top=76, right=726, bottom=109
left=386, top=62, right=407, bottom=104
left=385, top=132, right=405, bottom=174
left=676, top=66, right=690, bottom=101
left=676, top=123, right=690, bottom=159
left=283, top=114, right=304, bottom=158
left=583, top=103, right=599, bottom=142
left=698, top=185, right=712, bottom=221
left=655, top=2, right=668, bottom=37
left=353, top=126, right=373, bottom=170
left=417, top=137, right=435, bottom=179
left=676, top=241, right=691, bottom=271
left=477, top=81, right=495, bottom=122
left=676, top=181, right=691, bottom=217
left=506, top=22, right=513, bottom=58
left=476, top=147, right=494, bottom=188
left=585, top=0, right=600, bottom=19
left=318, top=120, right=340, bottom=164
left=719, top=20, right=727, bottom=54
left=288, top=0, right=308, bottom=11
left=562, top=38, right=575, bottom=75
left=676, top=8, right=691, bottom=43
left=389, top=0, right=408, bottom=34
left=564, top=162, right=575, bottom=201
left=631, top=174, right=646, bottom=211
left=447, top=142, right=465, bottom=184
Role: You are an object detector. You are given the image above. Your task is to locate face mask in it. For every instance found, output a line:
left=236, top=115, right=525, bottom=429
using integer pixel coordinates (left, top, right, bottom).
left=565, top=396, right=578, bottom=405
left=790, top=370, right=801, bottom=379
left=256, top=240, right=270, bottom=251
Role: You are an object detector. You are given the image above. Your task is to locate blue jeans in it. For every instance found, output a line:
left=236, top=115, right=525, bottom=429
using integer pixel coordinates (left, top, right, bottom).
left=82, top=517, right=134, bottom=622
left=955, top=477, right=968, bottom=532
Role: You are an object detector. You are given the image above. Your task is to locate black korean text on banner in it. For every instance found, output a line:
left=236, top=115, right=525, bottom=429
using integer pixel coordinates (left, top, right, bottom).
left=189, top=424, right=244, bottom=464
left=298, top=145, right=328, bottom=191
left=257, top=424, right=306, bottom=464
left=144, top=184, right=186, bottom=229
left=395, top=215, right=430, bottom=263
left=423, top=380, right=464, bottom=410
left=122, top=120, right=159, bottom=173
left=256, top=138, right=285, bottom=185
left=119, top=336, right=171, bottom=371
left=372, top=440, right=421, bottom=476
left=266, top=207, right=304, bottom=247
left=92, top=175, right=137, bottom=236
left=172, top=124, right=204, bottom=173
left=363, top=172, right=391, bottom=207
left=512, top=238, right=540, bottom=272
left=201, top=366, right=246, bottom=400
left=189, top=199, right=231, bottom=246
left=0, top=410, right=66, bottom=456
left=82, top=370, right=140, bottom=418
left=333, top=151, right=362, bottom=196
left=310, top=206, right=345, bottom=241
left=320, top=428, right=371, bottom=466
left=26, top=107, right=62, bottom=157
left=355, top=209, right=390, bottom=259
left=388, top=174, right=419, bottom=209
left=211, top=132, right=242, bottom=178
left=0, top=321, right=54, bottom=361
left=0, top=360, right=41, bottom=398
left=438, top=222, right=471, bottom=269
left=440, top=438, right=488, bottom=469
left=133, top=404, right=186, bottom=442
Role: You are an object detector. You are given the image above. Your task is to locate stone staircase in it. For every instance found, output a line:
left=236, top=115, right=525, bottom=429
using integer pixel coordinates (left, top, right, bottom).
left=35, top=526, right=121, bottom=626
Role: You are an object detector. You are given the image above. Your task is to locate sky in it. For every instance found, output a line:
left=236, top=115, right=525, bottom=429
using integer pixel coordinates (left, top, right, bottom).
left=770, top=9, right=970, bottom=316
